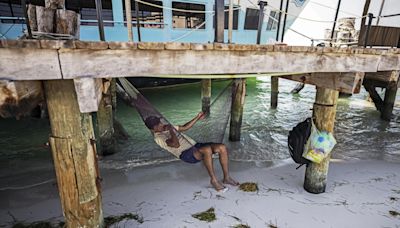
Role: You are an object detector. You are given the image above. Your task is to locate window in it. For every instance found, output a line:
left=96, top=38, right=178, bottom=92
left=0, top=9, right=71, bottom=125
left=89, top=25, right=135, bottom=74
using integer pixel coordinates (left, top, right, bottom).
left=0, top=0, right=44, bottom=23
left=244, top=8, right=259, bottom=30
left=213, top=6, right=239, bottom=30
left=172, top=2, right=205, bottom=29
left=266, top=10, right=278, bottom=30
left=66, top=0, right=114, bottom=26
left=122, top=0, right=163, bottom=28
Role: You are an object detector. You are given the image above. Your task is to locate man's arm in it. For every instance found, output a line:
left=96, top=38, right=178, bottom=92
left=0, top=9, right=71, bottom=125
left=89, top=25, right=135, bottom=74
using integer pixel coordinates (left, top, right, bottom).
left=165, top=125, right=180, bottom=148
left=178, top=112, right=205, bottom=132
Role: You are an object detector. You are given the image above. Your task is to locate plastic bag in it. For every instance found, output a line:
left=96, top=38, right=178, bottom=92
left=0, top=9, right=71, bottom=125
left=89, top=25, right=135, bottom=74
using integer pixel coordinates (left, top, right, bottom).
left=302, top=120, right=336, bottom=163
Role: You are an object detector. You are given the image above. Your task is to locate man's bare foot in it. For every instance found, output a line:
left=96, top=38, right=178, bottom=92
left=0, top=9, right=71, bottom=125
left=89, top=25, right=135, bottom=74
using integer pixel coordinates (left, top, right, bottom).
left=210, top=179, right=226, bottom=191
left=223, top=177, right=239, bottom=186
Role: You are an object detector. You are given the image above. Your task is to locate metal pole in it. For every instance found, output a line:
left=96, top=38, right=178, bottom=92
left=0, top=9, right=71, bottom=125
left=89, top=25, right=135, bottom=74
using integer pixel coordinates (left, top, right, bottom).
left=20, top=0, right=32, bottom=39
left=275, top=0, right=284, bottom=41
left=214, top=0, right=224, bottom=43
left=281, top=0, right=289, bottom=42
left=330, top=0, right=342, bottom=45
left=95, top=0, right=105, bottom=41
left=124, top=0, right=133, bottom=41
left=376, top=0, right=385, bottom=25
left=364, top=13, right=373, bottom=48
left=256, top=1, right=266, bottom=44
left=134, top=0, right=141, bottom=42
left=228, top=0, right=234, bottom=43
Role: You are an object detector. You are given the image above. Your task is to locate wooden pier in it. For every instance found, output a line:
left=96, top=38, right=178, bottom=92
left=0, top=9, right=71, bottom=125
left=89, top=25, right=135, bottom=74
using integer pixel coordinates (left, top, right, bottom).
left=1, top=39, right=399, bottom=226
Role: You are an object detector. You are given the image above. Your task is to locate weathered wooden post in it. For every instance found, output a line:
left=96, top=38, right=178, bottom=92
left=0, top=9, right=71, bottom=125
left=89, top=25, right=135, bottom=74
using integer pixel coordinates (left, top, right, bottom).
left=381, top=71, right=399, bottom=121
left=31, top=0, right=104, bottom=226
left=97, top=79, right=117, bottom=155
left=304, top=87, right=339, bottom=194
left=271, top=76, right=279, bottom=109
left=201, top=79, right=211, bottom=115
left=229, top=79, right=246, bottom=141
left=45, top=80, right=103, bottom=227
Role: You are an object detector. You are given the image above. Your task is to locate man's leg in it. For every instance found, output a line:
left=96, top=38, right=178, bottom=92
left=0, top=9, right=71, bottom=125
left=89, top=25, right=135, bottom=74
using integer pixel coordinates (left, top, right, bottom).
left=210, top=143, right=239, bottom=186
left=195, top=146, right=225, bottom=191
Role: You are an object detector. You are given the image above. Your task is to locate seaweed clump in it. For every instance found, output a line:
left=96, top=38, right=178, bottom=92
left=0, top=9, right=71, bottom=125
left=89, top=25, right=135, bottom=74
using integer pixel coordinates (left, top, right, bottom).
left=192, top=207, right=216, bottom=222
left=238, top=182, right=258, bottom=192
left=389, top=210, right=400, bottom=217
left=104, top=213, right=143, bottom=227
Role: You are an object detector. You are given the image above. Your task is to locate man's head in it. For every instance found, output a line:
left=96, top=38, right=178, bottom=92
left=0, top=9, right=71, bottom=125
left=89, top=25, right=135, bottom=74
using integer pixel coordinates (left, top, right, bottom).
left=144, top=116, right=163, bottom=132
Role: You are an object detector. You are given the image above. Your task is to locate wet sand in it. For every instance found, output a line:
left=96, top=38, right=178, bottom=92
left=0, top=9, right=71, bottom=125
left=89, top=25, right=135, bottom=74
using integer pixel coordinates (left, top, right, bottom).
left=1, top=159, right=400, bottom=227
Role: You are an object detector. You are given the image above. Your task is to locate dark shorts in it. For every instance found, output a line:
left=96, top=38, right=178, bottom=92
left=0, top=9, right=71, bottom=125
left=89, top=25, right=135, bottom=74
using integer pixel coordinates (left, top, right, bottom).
left=179, top=142, right=213, bottom=164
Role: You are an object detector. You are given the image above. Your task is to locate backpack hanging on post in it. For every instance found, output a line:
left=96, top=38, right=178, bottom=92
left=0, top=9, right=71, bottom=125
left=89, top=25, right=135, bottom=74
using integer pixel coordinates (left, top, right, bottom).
left=288, top=118, right=312, bottom=169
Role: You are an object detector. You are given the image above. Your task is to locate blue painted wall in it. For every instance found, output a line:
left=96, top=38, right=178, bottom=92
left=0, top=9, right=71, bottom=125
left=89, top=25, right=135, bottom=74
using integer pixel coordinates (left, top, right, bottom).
left=0, top=0, right=296, bottom=44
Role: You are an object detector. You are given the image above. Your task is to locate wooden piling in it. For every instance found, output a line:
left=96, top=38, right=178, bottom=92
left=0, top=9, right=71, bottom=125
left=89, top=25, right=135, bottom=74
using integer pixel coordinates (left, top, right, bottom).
left=201, top=79, right=211, bottom=115
left=304, top=87, right=339, bottom=194
left=381, top=71, right=399, bottom=121
left=271, top=76, right=279, bottom=109
left=45, top=80, right=103, bottom=227
left=97, top=80, right=117, bottom=155
left=229, top=79, right=246, bottom=141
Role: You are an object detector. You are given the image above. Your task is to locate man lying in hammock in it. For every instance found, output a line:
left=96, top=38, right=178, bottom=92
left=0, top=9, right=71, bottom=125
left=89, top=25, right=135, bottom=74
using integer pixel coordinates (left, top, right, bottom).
left=144, top=112, right=239, bottom=192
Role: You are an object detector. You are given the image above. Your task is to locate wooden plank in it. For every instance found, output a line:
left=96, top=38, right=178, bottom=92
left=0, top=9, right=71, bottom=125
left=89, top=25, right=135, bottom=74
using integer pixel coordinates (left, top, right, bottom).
left=281, top=72, right=365, bottom=94
left=73, top=78, right=103, bottom=113
left=0, top=49, right=62, bottom=80
left=378, top=54, right=400, bottom=71
left=58, top=50, right=383, bottom=79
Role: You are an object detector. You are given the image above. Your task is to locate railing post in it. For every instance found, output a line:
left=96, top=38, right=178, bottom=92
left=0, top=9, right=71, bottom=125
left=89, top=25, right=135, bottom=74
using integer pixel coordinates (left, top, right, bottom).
left=124, top=0, right=133, bottom=41
left=364, top=13, right=373, bottom=48
left=275, top=0, right=283, bottom=41
left=134, top=0, right=141, bottom=41
left=257, top=1, right=267, bottom=44
left=21, top=0, right=32, bottom=38
left=214, top=0, right=224, bottom=43
left=95, top=0, right=105, bottom=41
left=329, top=0, right=341, bottom=45
left=281, top=0, right=289, bottom=42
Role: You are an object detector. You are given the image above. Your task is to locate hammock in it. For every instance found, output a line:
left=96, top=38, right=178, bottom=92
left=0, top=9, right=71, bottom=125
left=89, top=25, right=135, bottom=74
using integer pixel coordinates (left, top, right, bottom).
left=117, top=78, right=233, bottom=158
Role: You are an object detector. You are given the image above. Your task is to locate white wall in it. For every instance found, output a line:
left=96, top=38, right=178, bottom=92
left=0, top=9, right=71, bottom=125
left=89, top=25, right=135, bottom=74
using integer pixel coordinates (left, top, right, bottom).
left=284, top=0, right=400, bottom=46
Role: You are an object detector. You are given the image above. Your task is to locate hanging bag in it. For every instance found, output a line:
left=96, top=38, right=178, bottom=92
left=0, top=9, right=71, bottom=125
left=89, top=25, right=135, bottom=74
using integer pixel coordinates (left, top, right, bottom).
left=302, top=120, right=337, bottom=163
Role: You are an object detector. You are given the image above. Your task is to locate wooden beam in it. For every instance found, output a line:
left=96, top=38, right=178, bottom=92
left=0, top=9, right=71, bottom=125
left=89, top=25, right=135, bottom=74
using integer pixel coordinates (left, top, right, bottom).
left=73, top=78, right=103, bottom=113
left=57, top=50, right=384, bottom=79
left=2, top=41, right=400, bottom=80
left=304, top=88, right=339, bottom=194
left=365, top=71, right=400, bottom=88
left=45, top=80, right=103, bottom=227
left=229, top=79, right=246, bottom=141
left=0, top=80, right=43, bottom=118
left=281, top=72, right=365, bottom=94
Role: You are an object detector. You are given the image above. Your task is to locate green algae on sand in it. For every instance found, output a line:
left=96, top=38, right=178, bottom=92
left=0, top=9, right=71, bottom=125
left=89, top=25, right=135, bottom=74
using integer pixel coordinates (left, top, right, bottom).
left=238, top=182, right=258, bottom=192
left=192, top=207, right=216, bottom=222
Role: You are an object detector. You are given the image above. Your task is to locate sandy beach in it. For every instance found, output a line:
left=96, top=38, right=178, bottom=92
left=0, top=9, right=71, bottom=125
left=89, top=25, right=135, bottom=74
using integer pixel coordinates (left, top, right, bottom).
left=1, top=158, right=400, bottom=228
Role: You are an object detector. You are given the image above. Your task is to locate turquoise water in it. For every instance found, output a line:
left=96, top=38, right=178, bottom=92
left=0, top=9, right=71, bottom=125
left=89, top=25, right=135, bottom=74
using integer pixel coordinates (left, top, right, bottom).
left=0, top=77, right=399, bottom=185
